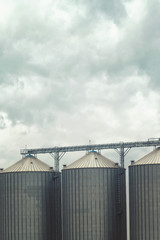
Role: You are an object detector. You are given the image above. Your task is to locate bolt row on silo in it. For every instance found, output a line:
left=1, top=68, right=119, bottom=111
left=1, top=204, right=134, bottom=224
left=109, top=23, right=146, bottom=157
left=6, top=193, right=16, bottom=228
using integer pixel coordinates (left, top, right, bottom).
left=0, top=155, right=61, bottom=240
left=62, top=151, right=127, bottom=240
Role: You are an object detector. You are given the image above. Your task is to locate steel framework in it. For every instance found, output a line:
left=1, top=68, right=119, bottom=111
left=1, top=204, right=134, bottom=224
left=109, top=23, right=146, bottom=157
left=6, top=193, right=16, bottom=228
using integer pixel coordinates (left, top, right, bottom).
left=20, top=138, right=160, bottom=171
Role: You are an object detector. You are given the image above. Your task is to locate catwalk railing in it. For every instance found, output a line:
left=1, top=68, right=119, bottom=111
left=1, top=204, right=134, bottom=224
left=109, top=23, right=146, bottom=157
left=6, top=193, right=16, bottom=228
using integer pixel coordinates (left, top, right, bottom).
left=20, top=138, right=160, bottom=171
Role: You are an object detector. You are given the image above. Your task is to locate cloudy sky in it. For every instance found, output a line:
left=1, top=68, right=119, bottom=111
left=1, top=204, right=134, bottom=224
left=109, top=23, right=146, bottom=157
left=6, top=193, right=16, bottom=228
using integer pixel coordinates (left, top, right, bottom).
left=0, top=0, right=160, bottom=169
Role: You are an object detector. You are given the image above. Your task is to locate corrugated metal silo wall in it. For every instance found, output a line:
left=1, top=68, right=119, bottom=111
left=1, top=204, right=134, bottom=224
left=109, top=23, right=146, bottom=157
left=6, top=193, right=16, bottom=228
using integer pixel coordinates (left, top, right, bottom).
left=0, top=171, right=61, bottom=240
left=62, top=168, right=126, bottom=240
left=129, top=164, right=160, bottom=240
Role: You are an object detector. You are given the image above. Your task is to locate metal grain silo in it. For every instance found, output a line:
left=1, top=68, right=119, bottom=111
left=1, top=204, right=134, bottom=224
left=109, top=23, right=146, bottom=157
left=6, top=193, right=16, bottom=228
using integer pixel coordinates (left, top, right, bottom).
left=62, top=151, right=126, bottom=240
left=0, top=155, right=61, bottom=240
left=129, top=147, right=160, bottom=240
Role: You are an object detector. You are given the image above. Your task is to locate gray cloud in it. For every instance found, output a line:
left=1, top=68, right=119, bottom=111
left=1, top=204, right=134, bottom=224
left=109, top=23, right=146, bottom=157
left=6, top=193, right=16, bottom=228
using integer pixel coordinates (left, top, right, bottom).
left=105, top=0, right=160, bottom=89
left=0, top=0, right=160, bottom=174
left=0, top=115, right=6, bottom=129
left=74, top=0, right=127, bottom=22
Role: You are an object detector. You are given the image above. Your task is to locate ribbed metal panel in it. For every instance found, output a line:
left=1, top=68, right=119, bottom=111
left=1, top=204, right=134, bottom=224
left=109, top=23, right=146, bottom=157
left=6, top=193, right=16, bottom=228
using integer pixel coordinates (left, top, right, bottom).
left=129, top=164, right=160, bottom=240
left=62, top=168, right=126, bottom=240
left=0, top=171, right=61, bottom=240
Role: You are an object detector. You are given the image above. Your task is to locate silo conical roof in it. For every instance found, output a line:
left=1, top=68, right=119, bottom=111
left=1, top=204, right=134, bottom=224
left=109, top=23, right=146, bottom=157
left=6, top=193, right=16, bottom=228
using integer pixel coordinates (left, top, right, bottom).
left=64, top=151, right=117, bottom=169
left=3, top=155, right=51, bottom=172
left=134, top=147, right=160, bottom=165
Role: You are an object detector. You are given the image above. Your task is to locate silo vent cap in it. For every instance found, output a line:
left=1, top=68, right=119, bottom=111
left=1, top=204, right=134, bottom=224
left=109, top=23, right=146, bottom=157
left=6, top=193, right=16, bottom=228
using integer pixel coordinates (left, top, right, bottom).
left=26, top=154, right=35, bottom=158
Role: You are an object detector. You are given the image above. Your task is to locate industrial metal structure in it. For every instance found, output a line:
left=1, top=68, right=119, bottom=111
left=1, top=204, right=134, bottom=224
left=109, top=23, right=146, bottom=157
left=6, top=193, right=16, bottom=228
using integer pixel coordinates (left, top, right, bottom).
left=0, top=155, right=61, bottom=240
left=20, top=138, right=160, bottom=171
left=62, top=151, right=126, bottom=240
left=129, top=147, right=160, bottom=240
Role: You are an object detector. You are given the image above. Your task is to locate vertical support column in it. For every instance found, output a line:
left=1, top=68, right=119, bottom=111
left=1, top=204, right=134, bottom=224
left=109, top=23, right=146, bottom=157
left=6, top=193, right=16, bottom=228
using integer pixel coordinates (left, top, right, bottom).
left=54, top=152, right=60, bottom=172
left=120, top=145, right=125, bottom=168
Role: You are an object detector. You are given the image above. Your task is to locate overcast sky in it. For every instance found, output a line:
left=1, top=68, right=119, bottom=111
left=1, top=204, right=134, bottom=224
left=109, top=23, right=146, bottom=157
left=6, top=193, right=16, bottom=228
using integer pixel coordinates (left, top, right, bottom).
left=0, top=0, right=160, bottom=169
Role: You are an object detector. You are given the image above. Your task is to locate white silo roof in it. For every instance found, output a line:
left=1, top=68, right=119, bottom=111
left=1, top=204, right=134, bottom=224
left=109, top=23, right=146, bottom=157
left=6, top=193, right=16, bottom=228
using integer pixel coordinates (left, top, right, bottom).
left=3, top=155, right=52, bottom=172
left=64, top=151, right=118, bottom=169
left=134, top=147, right=160, bottom=165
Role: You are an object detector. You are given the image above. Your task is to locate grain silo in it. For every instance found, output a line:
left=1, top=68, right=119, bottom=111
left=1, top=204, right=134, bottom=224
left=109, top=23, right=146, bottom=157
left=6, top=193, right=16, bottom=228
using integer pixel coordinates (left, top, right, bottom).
left=0, top=155, right=61, bottom=240
left=62, top=151, right=126, bottom=240
left=129, top=147, right=160, bottom=240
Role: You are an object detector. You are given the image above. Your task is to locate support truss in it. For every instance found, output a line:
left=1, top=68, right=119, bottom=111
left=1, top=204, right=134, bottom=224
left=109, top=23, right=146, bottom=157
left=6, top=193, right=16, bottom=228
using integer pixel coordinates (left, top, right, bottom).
left=20, top=138, right=160, bottom=170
